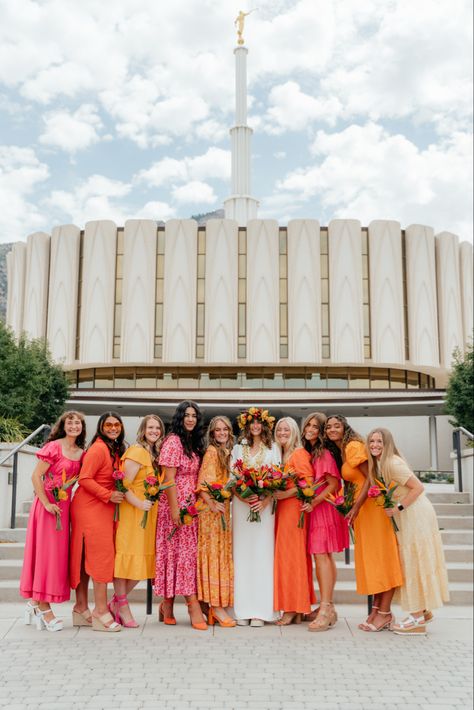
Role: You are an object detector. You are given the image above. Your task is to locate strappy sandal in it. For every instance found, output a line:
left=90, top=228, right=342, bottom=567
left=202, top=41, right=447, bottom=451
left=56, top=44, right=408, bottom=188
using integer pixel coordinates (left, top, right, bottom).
left=91, top=611, right=122, bottom=632
left=24, top=601, right=40, bottom=626
left=360, top=610, right=393, bottom=632
left=72, top=608, right=93, bottom=627
left=276, top=612, right=302, bottom=626
left=423, top=610, right=434, bottom=624
left=36, top=609, right=64, bottom=632
left=303, top=607, right=319, bottom=622
left=392, top=614, right=427, bottom=635
left=308, top=602, right=335, bottom=632
left=112, top=594, right=139, bottom=628
left=358, top=605, right=379, bottom=630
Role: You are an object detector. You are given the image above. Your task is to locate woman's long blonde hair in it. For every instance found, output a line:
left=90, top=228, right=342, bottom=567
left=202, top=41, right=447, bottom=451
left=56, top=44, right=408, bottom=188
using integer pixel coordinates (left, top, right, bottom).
left=207, top=416, right=235, bottom=471
left=274, top=417, right=301, bottom=462
left=136, top=414, right=165, bottom=468
left=367, top=427, right=404, bottom=481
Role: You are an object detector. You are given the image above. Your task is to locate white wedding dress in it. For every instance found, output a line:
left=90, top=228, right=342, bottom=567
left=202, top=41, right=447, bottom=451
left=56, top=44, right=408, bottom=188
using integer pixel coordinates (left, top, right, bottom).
left=231, top=441, right=281, bottom=622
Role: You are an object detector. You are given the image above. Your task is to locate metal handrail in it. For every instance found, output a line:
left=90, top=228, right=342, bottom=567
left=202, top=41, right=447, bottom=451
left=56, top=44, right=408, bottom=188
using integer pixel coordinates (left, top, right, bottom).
left=452, top=426, right=473, bottom=493
left=0, top=424, right=51, bottom=466
left=453, top=426, right=474, bottom=440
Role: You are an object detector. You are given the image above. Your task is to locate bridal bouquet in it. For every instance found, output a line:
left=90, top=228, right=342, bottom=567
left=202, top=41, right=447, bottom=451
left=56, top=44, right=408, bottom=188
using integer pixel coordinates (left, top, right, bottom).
left=368, top=477, right=399, bottom=532
left=200, top=480, right=233, bottom=530
left=44, top=469, right=78, bottom=531
left=230, top=459, right=274, bottom=522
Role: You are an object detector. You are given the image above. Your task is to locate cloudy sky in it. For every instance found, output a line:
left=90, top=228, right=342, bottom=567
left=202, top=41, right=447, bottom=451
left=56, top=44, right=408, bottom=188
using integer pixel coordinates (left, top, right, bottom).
left=0, top=0, right=472, bottom=245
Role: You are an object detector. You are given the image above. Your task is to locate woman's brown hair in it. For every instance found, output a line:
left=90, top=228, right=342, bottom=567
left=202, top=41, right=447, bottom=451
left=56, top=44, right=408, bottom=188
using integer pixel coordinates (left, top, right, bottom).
left=47, top=410, right=86, bottom=449
left=136, top=414, right=165, bottom=468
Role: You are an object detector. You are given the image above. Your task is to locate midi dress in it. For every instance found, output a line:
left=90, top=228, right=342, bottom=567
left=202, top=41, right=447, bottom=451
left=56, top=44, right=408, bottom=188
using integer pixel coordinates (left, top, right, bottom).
left=20, top=440, right=83, bottom=603
left=273, top=447, right=316, bottom=614
left=197, top=446, right=233, bottom=608
left=231, top=441, right=281, bottom=622
left=308, top=449, right=349, bottom=554
left=154, top=434, right=201, bottom=598
left=114, top=445, right=158, bottom=581
left=381, top=455, right=449, bottom=611
left=342, top=440, right=403, bottom=596
left=70, top=439, right=120, bottom=587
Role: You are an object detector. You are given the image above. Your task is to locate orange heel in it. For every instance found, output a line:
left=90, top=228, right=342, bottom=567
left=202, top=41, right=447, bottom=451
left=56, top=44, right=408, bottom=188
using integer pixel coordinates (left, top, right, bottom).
left=159, top=602, right=176, bottom=625
left=186, top=601, right=208, bottom=631
left=208, top=608, right=236, bottom=628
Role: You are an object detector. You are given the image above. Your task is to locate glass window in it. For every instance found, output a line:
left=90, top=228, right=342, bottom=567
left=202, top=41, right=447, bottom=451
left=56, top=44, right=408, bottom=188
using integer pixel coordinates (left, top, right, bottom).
left=370, top=368, right=389, bottom=389
left=419, top=373, right=429, bottom=389
left=78, top=369, right=94, bottom=389
left=238, top=255, right=246, bottom=276
left=200, top=373, right=221, bottom=389
left=114, top=368, right=135, bottom=389
left=178, top=373, right=200, bottom=389
left=158, top=373, right=178, bottom=389
left=308, top=372, right=327, bottom=389
left=95, top=368, right=114, bottom=389
left=136, top=370, right=157, bottom=389
left=221, top=373, right=242, bottom=388
left=327, top=369, right=349, bottom=389
left=348, top=368, right=370, bottom=389
left=283, top=372, right=307, bottom=389
left=263, top=373, right=284, bottom=389
left=390, top=369, right=406, bottom=389
left=407, top=371, right=420, bottom=389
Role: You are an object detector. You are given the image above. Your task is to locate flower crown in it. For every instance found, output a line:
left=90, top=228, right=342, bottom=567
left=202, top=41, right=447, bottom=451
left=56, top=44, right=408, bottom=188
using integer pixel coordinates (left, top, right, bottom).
left=237, top=407, right=276, bottom=431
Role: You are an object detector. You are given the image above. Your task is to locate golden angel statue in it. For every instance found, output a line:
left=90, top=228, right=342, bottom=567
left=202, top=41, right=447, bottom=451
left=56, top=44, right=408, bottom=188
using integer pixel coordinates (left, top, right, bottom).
left=234, top=9, right=256, bottom=45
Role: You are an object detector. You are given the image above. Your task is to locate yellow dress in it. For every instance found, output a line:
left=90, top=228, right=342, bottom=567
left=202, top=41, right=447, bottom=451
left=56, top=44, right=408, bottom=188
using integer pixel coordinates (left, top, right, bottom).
left=382, top=455, right=450, bottom=611
left=197, top=446, right=233, bottom=607
left=114, top=445, right=158, bottom=580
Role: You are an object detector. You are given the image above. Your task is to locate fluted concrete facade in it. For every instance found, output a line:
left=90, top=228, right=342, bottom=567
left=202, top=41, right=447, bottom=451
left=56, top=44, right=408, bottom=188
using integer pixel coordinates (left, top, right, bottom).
left=436, top=232, right=464, bottom=367
left=460, top=241, right=473, bottom=345
left=22, top=232, right=50, bottom=340
left=6, top=242, right=27, bottom=336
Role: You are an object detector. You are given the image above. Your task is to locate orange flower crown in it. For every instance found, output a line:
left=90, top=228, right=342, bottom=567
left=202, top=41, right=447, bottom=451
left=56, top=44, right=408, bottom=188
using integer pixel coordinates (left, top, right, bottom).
left=237, top=407, right=276, bottom=431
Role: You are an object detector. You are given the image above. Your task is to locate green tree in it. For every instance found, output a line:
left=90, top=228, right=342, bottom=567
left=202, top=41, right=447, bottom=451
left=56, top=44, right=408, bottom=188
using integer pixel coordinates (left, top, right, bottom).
left=0, top=321, right=69, bottom=432
left=444, top=342, right=474, bottom=434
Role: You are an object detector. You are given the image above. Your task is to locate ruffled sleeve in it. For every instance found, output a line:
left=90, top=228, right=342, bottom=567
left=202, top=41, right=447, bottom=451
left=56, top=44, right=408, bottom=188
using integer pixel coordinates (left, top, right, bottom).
left=198, top=446, right=220, bottom=487
left=122, top=444, right=152, bottom=469
left=312, top=449, right=340, bottom=481
left=344, top=440, right=368, bottom=469
left=386, top=455, right=414, bottom=485
left=159, top=434, right=183, bottom=468
left=36, top=440, right=60, bottom=466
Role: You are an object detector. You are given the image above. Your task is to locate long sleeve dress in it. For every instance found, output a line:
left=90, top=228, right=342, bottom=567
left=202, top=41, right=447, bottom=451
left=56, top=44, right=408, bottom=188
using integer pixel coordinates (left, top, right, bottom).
left=273, top=447, right=316, bottom=614
left=20, top=440, right=83, bottom=603
left=70, top=439, right=119, bottom=587
left=381, top=455, right=449, bottom=611
left=114, top=445, right=158, bottom=581
left=231, top=441, right=281, bottom=622
left=197, top=446, right=233, bottom=608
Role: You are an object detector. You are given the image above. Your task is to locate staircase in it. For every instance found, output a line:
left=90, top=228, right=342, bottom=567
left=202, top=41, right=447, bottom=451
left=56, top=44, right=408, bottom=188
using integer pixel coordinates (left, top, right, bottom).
left=0, top=490, right=472, bottom=605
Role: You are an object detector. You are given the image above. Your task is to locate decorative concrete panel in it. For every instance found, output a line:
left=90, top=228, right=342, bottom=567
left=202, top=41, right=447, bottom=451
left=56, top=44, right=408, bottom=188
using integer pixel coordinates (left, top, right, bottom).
left=287, top=219, right=321, bottom=363
left=368, top=221, right=405, bottom=364
left=47, top=225, right=81, bottom=364
left=460, top=241, right=473, bottom=347
left=328, top=220, right=364, bottom=363
left=405, top=225, right=439, bottom=367
left=162, top=220, right=197, bottom=363
left=80, top=220, right=117, bottom=364
left=205, top=219, right=238, bottom=363
left=436, top=232, right=464, bottom=367
left=22, top=232, right=50, bottom=340
left=121, top=220, right=157, bottom=363
left=246, top=220, right=280, bottom=363
left=6, top=242, right=27, bottom=336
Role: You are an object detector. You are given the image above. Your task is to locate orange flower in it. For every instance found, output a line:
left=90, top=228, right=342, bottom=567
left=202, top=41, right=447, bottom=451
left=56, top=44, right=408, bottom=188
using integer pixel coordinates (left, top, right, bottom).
left=221, top=490, right=231, bottom=499
left=147, top=486, right=158, bottom=496
left=182, top=514, right=193, bottom=525
left=58, top=489, right=68, bottom=501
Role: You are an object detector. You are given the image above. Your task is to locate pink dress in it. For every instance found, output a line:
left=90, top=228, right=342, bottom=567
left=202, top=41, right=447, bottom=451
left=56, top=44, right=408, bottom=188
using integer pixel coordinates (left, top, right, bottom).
left=154, top=434, right=201, bottom=597
left=308, top=449, right=349, bottom=554
left=20, top=440, right=83, bottom=603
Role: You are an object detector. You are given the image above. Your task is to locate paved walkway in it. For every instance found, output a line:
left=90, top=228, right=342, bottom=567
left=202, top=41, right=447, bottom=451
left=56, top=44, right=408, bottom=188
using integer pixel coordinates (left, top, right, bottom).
left=0, top=602, right=472, bottom=710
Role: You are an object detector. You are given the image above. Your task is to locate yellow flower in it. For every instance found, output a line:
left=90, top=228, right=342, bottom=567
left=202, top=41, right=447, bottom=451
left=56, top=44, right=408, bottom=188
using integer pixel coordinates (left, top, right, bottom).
left=147, top=486, right=158, bottom=496
left=249, top=407, right=257, bottom=415
left=241, top=483, right=247, bottom=491
left=302, top=487, right=314, bottom=497
left=182, top=514, right=193, bottom=525
left=58, top=489, right=68, bottom=501
left=221, top=490, right=231, bottom=499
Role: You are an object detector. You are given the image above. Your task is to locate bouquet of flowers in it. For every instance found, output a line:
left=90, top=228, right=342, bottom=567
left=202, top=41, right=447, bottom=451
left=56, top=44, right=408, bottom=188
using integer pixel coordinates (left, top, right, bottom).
left=327, top=481, right=356, bottom=542
left=44, top=469, right=78, bottom=531
left=200, top=480, right=233, bottom=530
left=112, top=469, right=130, bottom=522
left=291, top=475, right=325, bottom=528
left=167, top=496, right=207, bottom=540
left=260, top=463, right=288, bottom=513
left=140, top=472, right=174, bottom=529
left=230, top=459, right=275, bottom=522
left=368, top=477, right=399, bottom=532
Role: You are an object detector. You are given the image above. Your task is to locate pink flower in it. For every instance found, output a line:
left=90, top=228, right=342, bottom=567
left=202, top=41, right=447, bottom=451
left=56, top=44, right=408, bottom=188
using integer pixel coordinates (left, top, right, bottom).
left=44, top=479, right=56, bottom=492
left=258, top=480, right=264, bottom=488
left=211, top=483, right=223, bottom=490
left=187, top=504, right=198, bottom=516
left=112, top=470, right=125, bottom=480
left=334, top=496, right=345, bottom=505
left=145, top=475, right=157, bottom=485
left=298, top=480, right=307, bottom=488
left=368, top=485, right=381, bottom=498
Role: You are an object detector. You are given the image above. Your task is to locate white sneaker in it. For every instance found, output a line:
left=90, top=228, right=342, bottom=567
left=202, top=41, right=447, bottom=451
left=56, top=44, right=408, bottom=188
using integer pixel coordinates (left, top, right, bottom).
left=250, top=618, right=264, bottom=627
left=236, top=618, right=250, bottom=626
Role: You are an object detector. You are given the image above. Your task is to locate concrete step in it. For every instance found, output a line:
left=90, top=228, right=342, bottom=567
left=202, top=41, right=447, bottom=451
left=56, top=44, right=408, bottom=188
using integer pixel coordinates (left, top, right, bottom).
left=433, top=503, right=473, bottom=516
left=437, top=515, right=473, bottom=530
left=440, top=530, right=474, bottom=545
left=0, top=529, right=27, bottom=543
left=0, top=543, right=25, bottom=560
left=426, top=492, right=471, bottom=504
left=14, top=514, right=29, bottom=529
left=334, top=544, right=473, bottom=564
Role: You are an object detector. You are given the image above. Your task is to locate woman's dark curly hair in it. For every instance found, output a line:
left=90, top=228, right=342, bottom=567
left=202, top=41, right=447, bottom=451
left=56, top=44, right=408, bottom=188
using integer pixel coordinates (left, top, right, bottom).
left=168, top=401, right=204, bottom=459
left=90, top=411, right=126, bottom=459
left=323, top=414, right=364, bottom=468
left=47, top=410, right=86, bottom=449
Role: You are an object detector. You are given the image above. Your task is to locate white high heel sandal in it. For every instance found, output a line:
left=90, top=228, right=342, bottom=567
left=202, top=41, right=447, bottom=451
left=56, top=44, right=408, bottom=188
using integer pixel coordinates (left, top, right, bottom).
left=24, top=601, right=39, bottom=626
left=35, top=609, right=64, bottom=632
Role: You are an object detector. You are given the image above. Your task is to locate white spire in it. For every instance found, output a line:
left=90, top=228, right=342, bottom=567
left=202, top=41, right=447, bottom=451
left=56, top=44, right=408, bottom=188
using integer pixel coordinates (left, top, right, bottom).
left=224, top=45, right=259, bottom=225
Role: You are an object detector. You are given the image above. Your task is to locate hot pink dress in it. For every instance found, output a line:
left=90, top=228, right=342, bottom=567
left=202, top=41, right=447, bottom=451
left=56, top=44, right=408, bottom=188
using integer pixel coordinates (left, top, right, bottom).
left=154, top=434, right=201, bottom=598
left=307, top=449, right=349, bottom=554
left=20, top=440, right=83, bottom=603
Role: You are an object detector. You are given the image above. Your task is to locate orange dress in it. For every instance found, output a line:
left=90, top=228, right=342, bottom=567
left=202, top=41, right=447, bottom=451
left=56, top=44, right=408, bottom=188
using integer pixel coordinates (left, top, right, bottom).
left=342, top=441, right=403, bottom=595
left=70, top=439, right=119, bottom=587
left=274, top=448, right=317, bottom=613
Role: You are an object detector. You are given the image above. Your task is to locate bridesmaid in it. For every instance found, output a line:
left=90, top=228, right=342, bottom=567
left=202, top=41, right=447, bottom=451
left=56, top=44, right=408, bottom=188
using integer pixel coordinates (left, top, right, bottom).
left=197, top=416, right=235, bottom=628
left=20, top=411, right=85, bottom=632
left=273, top=417, right=316, bottom=625
left=70, top=412, right=126, bottom=632
left=231, top=407, right=280, bottom=626
left=154, top=401, right=207, bottom=631
left=300, top=412, right=349, bottom=632
left=113, top=414, right=165, bottom=628
left=325, top=414, right=403, bottom=631
left=367, top=428, right=449, bottom=635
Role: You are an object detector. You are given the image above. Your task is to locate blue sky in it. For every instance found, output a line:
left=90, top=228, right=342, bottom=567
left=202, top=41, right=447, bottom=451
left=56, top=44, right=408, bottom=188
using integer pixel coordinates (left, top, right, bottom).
left=0, top=0, right=472, bottom=244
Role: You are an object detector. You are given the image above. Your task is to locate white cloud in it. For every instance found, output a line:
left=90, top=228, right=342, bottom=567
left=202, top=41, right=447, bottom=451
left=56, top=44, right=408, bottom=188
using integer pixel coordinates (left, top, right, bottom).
left=264, top=81, right=343, bottom=133
left=171, top=181, right=217, bottom=205
left=39, top=104, right=103, bottom=153
left=0, top=145, right=50, bottom=241
left=46, top=174, right=132, bottom=225
left=130, top=201, right=177, bottom=222
left=136, top=147, right=230, bottom=187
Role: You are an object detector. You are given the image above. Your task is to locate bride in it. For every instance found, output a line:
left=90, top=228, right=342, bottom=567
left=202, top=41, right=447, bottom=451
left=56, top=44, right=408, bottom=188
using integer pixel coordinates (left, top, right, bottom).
left=231, top=407, right=280, bottom=626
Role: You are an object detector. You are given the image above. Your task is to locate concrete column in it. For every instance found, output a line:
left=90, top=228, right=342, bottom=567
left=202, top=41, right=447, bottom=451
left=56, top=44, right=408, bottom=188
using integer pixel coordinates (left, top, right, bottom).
left=429, top=415, right=439, bottom=470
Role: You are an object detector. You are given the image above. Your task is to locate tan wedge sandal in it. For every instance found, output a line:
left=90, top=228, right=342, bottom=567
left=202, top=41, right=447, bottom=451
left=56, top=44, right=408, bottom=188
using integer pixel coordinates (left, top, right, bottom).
left=91, top=611, right=121, bottom=632
left=72, top=609, right=92, bottom=627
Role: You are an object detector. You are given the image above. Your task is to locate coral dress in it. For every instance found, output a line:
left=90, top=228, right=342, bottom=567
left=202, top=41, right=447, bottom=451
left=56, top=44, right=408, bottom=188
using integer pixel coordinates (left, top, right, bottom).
left=382, top=455, right=449, bottom=611
left=274, top=448, right=316, bottom=614
left=70, top=439, right=119, bottom=587
left=114, top=445, right=158, bottom=581
left=197, top=446, right=233, bottom=607
left=308, top=449, right=349, bottom=554
left=20, top=440, right=83, bottom=603
left=342, top=441, right=403, bottom=595
left=154, top=434, right=201, bottom=598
